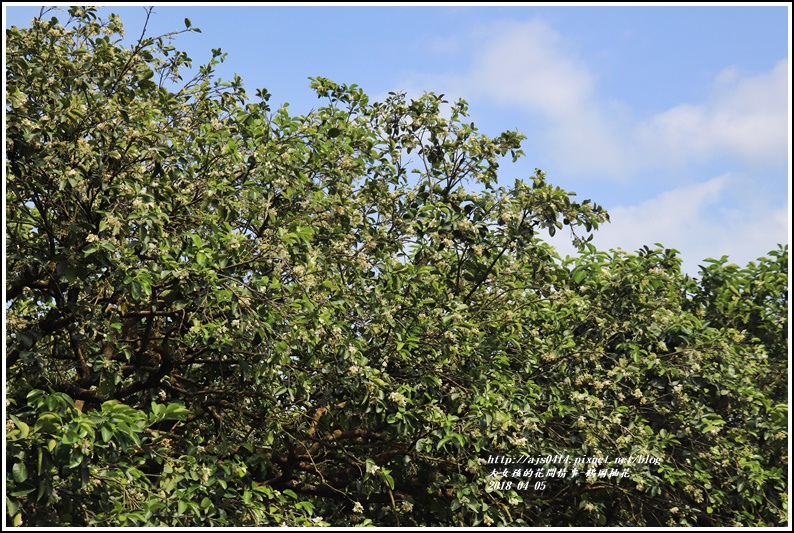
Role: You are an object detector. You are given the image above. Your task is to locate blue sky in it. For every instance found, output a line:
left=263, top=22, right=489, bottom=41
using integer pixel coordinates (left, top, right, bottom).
left=5, top=3, right=791, bottom=276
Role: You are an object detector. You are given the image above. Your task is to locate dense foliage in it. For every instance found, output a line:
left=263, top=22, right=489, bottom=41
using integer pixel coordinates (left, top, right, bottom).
left=5, top=8, right=788, bottom=527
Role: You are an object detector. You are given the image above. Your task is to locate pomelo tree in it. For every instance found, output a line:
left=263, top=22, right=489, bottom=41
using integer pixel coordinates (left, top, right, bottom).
left=6, top=7, right=787, bottom=527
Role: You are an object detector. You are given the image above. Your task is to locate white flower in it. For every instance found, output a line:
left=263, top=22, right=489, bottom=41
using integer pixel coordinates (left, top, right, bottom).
left=353, top=501, right=364, bottom=514
left=368, top=463, right=380, bottom=475
left=482, top=515, right=494, bottom=525
left=389, top=391, right=407, bottom=408
left=349, top=365, right=361, bottom=376
left=401, top=500, right=413, bottom=512
left=86, top=233, right=99, bottom=243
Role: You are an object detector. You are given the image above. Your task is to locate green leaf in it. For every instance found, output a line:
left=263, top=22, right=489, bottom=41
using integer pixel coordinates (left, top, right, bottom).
left=9, top=487, right=36, bottom=498
left=35, top=413, right=61, bottom=434
left=12, top=462, right=28, bottom=483
left=10, top=417, right=29, bottom=438
left=163, top=403, right=189, bottom=420
left=295, top=500, right=315, bottom=513
left=130, top=280, right=143, bottom=301
left=381, top=470, right=395, bottom=490
left=184, top=17, right=192, bottom=28
left=6, top=497, right=20, bottom=518
left=150, top=402, right=165, bottom=419
left=101, top=425, right=114, bottom=443
left=69, top=449, right=84, bottom=468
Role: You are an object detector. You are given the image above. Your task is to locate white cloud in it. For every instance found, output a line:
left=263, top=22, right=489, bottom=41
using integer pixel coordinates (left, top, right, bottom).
left=551, top=174, right=789, bottom=276
left=585, top=175, right=730, bottom=257
left=638, top=59, right=789, bottom=167
left=465, top=19, right=594, bottom=117
left=418, top=20, right=788, bottom=179
left=543, top=103, right=636, bottom=179
left=408, top=19, right=636, bottom=178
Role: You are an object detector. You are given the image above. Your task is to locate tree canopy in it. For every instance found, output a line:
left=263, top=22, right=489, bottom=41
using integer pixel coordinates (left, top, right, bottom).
left=5, top=7, right=788, bottom=527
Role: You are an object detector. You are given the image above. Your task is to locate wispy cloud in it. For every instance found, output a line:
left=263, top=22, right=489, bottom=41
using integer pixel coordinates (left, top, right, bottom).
left=551, top=174, right=789, bottom=275
left=592, top=175, right=730, bottom=250
left=465, top=19, right=594, bottom=117
left=638, top=60, right=789, bottom=168
left=420, top=19, right=788, bottom=180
